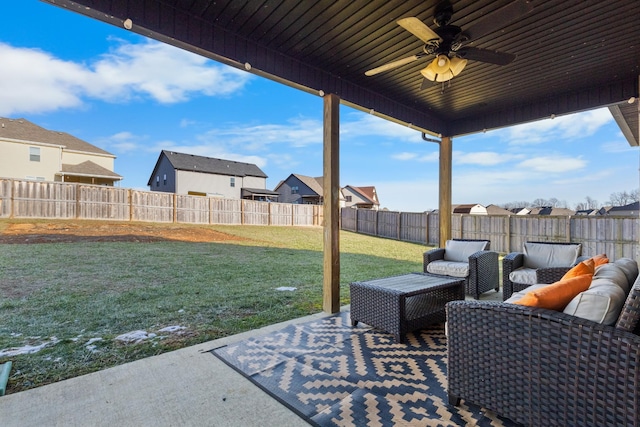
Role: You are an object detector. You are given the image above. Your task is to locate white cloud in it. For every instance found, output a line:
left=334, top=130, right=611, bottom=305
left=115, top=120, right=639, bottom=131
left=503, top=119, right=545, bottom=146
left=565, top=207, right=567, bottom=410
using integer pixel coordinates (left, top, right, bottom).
left=0, top=43, right=88, bottom=115
left=517, top=156, right=586, bottom=173
left=341, top=113, right=420, bottom=142
left=197, top=117, right=324, bottom=150
left=99, top=131, right=143, bottom=153
left=88, top=39, right=250, bottom=103
left=503, top=108, right=614, bottom=145
left=454, top=151, right=524, bottom=166
left=0, top=40, right=251, bottom=116
left=392, top=152, right=418, bottom=161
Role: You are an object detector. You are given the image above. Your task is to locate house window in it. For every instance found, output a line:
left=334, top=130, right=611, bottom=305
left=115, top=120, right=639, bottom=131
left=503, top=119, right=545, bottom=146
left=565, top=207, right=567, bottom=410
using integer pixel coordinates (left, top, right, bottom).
left=156, top=176, right=160, bottom=187
left=291, top=185, right=299, bottom=194
left=230, top=177, right=235, bottom=187
left=163, top=174, right=167, bottom=185
left=346, top=196, right=352, bottom=202
left=29, top=147, right=40, bottom=162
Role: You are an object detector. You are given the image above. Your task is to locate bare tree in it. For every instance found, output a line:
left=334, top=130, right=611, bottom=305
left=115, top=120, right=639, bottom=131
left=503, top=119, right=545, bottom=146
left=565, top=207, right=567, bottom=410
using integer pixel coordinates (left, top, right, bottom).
left=609, top=191, right=635, bottom=206
left=499, top=201, right=530, bottom=210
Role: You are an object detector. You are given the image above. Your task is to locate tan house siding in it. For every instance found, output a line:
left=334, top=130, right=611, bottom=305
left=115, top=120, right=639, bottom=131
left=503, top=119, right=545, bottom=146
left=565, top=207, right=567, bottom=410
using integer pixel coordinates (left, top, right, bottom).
left=0, top=139, right=61, bottom=181
left=62, top=150, right=115, bottom=172
left=0, top=118, right=121, bottom=185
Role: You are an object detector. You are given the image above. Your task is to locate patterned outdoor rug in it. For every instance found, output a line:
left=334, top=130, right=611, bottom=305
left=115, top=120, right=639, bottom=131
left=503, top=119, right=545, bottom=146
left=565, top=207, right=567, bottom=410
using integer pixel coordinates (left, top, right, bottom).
left=211, top=312, right=519, bottom=426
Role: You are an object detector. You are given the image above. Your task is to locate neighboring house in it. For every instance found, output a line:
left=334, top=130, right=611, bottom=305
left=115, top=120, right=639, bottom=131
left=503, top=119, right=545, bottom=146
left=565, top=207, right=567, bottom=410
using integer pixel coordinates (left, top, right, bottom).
left=607, top=201, right=640, bottom=217
left=485, top=204, right=512, bottom=215
left=453, top=204, right=487, bottom=215
left=274, top=174, right=325, bottom=205
left=528, top=206, right=575, bottom=216
left=510, top=207, right=531, bottom=215
left=575, top=208, right=606, bottom=216
left=0, top=117, right=122, bottom=185
left=147, top=150, right=276, bottom=200
left=342, top=185, right=380, bottom=210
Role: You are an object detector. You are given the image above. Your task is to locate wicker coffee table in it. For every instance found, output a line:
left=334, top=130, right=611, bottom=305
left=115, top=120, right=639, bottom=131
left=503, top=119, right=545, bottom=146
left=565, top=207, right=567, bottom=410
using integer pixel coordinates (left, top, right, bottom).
left=350, top=273, right=465, bottom=343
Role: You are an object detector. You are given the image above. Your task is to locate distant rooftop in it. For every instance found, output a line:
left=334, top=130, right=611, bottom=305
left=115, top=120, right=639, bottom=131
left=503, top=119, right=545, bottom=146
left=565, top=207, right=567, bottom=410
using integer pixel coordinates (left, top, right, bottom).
left=0, top=117, right=114, bottom=156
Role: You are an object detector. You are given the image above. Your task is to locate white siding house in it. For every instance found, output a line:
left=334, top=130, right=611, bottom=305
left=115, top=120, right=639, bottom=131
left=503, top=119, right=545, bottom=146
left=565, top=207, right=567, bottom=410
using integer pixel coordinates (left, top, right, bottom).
left=342, top=185, right=380, bottom=210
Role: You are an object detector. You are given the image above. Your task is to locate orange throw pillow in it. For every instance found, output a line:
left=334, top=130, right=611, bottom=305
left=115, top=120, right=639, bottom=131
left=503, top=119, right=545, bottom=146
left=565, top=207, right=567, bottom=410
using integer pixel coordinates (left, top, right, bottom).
left=561, top=258, right=595, bottom=280
left=514, top=274, right=593, bottom=311
left=591, top=253, right=609, bottom=266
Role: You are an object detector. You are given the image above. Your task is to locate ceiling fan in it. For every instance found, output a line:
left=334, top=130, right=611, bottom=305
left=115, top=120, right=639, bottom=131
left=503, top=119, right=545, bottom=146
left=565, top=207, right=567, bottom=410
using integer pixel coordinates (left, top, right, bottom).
left=365, top=0, right=534, bottom=86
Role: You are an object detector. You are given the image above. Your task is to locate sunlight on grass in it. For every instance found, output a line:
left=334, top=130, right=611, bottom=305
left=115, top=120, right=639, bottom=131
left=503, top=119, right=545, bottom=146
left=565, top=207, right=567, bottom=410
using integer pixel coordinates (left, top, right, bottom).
left=0, top=222, right=431, bottom=393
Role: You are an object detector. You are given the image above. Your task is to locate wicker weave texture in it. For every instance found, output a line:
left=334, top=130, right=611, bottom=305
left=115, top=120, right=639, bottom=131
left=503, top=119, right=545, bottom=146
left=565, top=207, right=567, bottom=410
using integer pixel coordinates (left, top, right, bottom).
left=447, top=273, right=640, bottom=427
left=423, top=239, right=499, bottom=299
left=502, top=241, right=582, bottom=300
left=350, top=273, right=464, bottom=343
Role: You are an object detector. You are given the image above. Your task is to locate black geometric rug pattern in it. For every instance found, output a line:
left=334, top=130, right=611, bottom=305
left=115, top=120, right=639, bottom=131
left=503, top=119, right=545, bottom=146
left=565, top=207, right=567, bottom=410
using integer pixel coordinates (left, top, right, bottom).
left=211, top=312, right=519, bottom=427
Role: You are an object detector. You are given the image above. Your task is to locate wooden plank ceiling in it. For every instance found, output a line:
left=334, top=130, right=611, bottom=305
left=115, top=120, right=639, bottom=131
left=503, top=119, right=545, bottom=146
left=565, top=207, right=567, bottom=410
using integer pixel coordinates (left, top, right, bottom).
left=44, top=0, right=639, bottom=143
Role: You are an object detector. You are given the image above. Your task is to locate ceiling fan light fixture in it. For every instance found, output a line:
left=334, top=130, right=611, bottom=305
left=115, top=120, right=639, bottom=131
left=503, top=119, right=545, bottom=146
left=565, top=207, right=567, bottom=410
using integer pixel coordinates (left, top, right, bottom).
left=432, top=55, right=451, bottom=73
left=420, top=63, right=438, bottom=81
left=421, top=55, right=462, bottom=82
left=449, top=57, right=467, bottom=76
left=436, top=70, right=454, bottom=82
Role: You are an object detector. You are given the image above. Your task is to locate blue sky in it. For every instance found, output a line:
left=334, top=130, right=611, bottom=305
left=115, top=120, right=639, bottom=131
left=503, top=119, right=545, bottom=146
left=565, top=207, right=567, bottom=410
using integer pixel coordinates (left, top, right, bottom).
left=1, top=1, right=638, bottom=212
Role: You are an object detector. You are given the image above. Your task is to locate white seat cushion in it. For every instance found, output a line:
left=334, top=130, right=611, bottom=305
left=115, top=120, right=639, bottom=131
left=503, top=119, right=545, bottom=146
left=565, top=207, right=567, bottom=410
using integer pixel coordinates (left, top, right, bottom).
left=563, top=278, right=627, bottom=325
left=593, top=263, right=630, bottom=293
left=523, top=242, right=580, bottom=268
left=509, top=267, right=537, bottom=285
left=443, top=240, right=488, bottom=262
left=426, top=260, right=469, bottom=278
left=613, top=258, right=639, bottom=287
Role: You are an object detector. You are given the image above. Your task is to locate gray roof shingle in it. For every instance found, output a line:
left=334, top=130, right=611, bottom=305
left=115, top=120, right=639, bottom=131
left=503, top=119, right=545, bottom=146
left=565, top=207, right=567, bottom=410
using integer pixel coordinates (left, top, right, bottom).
left=61, top=161, right=122, bottom=179
left=161, top=150, right=267, bottom=178
left=0, top=117, right=114, bottom=156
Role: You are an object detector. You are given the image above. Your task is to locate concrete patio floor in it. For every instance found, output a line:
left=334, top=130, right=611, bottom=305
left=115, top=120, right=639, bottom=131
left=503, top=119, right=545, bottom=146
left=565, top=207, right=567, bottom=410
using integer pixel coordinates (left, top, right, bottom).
left=0, top=292, right=503, bottom=427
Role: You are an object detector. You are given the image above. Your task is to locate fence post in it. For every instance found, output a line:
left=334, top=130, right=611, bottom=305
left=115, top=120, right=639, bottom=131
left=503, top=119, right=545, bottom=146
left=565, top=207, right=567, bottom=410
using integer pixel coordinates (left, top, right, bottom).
left=506, top=215, right=511, bottom=253
left=396, top=211, right=401, bottom=240
left=241, top=200, right=245, bottom=225
left=374, top=210, right=379, bottom=237
left=9, top=179, right=14, bottom=218
left=424, top=211, right=429, bottom=245
left=128, top=189, right=133, bottom=222
left=75, top=183, right=81, bottom=219
left=173, top=193, right=177, bottom=223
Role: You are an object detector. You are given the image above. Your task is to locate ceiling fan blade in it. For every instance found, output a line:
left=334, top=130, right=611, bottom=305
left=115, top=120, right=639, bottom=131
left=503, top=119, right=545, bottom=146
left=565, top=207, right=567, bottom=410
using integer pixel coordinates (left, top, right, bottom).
left=420, top=78, right=433, bottom=91
left=397, top=17, right=442, bottom=44
left=456, top=47, right=516, bottom=65
left=464, top=0, right=534, bottom=41
left=365, top=54, right=424, bottom=76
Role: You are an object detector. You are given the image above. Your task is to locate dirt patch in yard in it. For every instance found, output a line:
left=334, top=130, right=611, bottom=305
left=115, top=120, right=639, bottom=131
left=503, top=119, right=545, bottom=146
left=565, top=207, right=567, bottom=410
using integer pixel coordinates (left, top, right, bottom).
left=0, top=221, right=247, bottom=244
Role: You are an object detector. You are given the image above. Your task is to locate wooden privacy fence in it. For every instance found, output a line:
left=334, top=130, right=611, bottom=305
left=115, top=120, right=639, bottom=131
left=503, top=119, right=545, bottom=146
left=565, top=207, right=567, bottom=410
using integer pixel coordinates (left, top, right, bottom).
left=0, top=179, right=322, bottom=226
left=341, top=208, right=640, bottom=261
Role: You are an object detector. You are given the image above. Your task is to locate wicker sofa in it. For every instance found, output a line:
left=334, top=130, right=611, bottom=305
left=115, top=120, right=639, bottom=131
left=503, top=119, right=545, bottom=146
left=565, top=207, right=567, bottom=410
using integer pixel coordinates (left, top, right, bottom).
left=423, top=238, right=499, bottom=299
left=446, top=258, right=640, bottom=427
left=502, top=241, right=583, bottom=300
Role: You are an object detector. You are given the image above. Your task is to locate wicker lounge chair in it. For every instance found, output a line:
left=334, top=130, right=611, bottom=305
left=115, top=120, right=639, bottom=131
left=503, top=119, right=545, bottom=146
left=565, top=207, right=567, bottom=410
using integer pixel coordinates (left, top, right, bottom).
left=423, top=238, right=499, bottom=299
left=502, top=241, right=583, bottom=300
left=446, top=264, right=640, bottom=427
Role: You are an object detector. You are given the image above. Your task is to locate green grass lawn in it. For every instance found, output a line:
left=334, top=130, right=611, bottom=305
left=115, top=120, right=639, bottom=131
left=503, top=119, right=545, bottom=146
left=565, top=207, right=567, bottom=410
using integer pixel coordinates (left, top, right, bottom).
left=0, top=223, right=430, bottom=393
